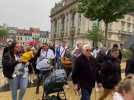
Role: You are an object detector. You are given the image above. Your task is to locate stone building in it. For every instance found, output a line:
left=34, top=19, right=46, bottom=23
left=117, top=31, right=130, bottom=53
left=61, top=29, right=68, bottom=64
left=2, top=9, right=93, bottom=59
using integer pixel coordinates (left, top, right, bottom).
left=50, top=0, right=134, bottom=48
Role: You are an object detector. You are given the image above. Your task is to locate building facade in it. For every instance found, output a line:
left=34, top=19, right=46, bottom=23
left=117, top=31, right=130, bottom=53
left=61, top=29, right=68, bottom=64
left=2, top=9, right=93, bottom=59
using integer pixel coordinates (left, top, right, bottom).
left=7, top=27, right=18, bottom=41
left=50, top=0, right=134, bottom=48
left=16, top=28, right=50, bottom=46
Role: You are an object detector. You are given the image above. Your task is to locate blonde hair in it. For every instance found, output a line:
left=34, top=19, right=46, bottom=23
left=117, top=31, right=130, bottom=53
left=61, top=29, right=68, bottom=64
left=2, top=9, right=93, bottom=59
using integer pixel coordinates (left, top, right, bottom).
left=117, top=75, right=134, bottom=94
left=82, top=44, right=91, bottom=50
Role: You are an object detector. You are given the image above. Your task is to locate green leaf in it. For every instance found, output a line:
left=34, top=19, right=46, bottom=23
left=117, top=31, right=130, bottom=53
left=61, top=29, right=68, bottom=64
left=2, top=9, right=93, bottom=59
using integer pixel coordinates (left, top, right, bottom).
left=86, top=24, right=104, bottom=47
left=78, top=0, right=134, bottom=45
left=0, top=28, right=8, bottom=36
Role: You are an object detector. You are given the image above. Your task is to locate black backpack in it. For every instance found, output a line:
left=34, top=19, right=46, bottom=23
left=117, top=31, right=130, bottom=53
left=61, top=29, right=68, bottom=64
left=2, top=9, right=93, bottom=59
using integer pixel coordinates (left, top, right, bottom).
left=2, top=50, right=14, bottom=78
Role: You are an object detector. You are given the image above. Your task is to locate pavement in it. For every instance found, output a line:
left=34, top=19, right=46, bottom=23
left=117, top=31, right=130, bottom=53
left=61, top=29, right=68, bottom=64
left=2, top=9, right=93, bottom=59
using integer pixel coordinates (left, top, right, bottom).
left=0, top=62, right=126, bottom=100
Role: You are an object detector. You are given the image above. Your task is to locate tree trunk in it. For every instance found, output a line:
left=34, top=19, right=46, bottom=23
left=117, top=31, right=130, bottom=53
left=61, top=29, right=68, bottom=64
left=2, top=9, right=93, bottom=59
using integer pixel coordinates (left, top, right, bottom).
left=104, top=22, right=108, bottom=47
left=94, top=42, right=98, bottom=48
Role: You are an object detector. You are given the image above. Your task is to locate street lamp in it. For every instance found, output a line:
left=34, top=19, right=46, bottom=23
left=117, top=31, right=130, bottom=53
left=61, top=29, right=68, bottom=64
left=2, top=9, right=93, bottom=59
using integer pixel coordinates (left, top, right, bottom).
left=53, top=33, right=56, bottom=47
left=70, top=26, right=75, bottom=48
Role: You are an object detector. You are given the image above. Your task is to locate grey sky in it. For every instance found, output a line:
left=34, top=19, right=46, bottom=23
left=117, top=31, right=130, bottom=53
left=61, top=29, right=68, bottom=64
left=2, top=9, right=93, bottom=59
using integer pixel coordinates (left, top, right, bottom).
left=0, top=0, right=61, bottom=31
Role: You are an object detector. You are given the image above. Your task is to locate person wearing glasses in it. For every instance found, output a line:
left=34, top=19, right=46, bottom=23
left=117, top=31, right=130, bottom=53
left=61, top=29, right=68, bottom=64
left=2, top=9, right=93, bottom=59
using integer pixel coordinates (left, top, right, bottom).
left=72, top=44, right=97, bottom=100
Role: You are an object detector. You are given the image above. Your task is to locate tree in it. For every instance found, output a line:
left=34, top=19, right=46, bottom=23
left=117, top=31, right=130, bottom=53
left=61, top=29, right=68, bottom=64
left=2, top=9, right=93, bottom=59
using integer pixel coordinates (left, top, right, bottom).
left=0, top=28, right=8, bottom=36
left=87, top=24, right=104, bottom=48
left=78, top=0, right=134, bottom=46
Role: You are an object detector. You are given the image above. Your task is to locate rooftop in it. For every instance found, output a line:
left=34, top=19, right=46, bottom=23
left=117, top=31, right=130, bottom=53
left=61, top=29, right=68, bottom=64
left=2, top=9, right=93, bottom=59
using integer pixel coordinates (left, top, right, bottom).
left=50, top=0, right=77, bottom=17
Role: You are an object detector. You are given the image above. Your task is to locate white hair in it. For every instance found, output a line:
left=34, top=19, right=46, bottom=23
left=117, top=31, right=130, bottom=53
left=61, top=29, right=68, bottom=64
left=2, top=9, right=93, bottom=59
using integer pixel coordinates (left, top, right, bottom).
left=82, top=44, right=91, bottom=50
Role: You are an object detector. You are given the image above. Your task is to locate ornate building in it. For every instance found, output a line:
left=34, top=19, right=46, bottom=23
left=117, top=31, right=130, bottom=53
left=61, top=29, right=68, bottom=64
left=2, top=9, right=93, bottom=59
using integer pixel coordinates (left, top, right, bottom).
left=50, top=0, right=134, bottom=48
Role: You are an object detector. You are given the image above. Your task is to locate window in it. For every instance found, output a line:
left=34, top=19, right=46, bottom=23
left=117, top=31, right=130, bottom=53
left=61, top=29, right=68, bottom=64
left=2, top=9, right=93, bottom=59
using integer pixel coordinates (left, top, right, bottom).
left=133, top=24, right=134, bottom=33
left=71, top=12, right=75, bottom=27
left=65, top=13, right=68, bottom=34
left=127, top=23, right=131, bottom=32
left=77, top=14, right=81, bottom=34
left=108, top=23, right=112, bottom=31
left=92, top=21, right=97, bottom=30
left=121, top=21, right=125, bottom=31
left=127, top=17, right=131, bottom=22
left=54, top=20, right=57, bottom=33
left=61, top=16, right=65, bottom=32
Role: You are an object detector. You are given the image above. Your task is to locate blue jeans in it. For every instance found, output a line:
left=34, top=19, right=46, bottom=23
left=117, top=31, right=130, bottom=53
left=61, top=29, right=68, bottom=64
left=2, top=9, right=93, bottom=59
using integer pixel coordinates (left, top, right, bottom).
left=8, top=75, right=28, bottom=100
left=81, top=87, right=92, bottom=100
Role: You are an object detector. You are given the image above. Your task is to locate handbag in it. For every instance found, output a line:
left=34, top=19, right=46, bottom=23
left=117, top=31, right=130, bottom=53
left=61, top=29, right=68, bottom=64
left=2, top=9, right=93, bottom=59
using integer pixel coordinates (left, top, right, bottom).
left=61, top=57, right=72, bottom=65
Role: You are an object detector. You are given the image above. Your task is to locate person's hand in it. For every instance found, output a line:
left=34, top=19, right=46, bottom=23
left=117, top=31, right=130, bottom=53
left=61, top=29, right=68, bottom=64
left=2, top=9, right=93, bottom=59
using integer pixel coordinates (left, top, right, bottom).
left=73, top=84, right=80, bottom=95
left=97, top=83, right=102, bottom=88
left=74, top=84, right=79, bottom=91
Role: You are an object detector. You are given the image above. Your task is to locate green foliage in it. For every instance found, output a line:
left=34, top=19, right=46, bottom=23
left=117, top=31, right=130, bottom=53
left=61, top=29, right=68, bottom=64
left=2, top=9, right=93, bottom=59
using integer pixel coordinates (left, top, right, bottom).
left=87, top=24, right=104, bottom=47
left=0, top=28, right=8, bottom=36
left=78, top=0, right=134, bottom=45
left=78, top=0, right=134, bottom=23
left=122, top=49, right=133, bottom=60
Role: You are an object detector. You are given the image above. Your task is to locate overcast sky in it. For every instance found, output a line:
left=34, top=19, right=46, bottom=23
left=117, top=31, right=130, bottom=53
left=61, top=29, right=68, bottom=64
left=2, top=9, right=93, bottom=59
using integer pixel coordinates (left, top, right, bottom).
left=0, top=0, right=61, bottom=31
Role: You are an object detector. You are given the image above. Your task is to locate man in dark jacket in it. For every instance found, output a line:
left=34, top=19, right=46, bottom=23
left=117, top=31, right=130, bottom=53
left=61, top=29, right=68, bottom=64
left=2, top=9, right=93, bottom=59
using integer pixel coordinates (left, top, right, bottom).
left=72, top=44, right=97, bottom=100
left=98, top=48, right=121, bottom=100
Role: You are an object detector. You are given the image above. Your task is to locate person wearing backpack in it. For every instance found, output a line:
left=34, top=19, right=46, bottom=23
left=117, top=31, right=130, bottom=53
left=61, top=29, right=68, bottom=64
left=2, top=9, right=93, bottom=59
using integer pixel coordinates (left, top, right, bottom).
left=98, top=48, right=121, bottom=100
left=2, top=41, right=18, bottom=79
left=2, top=42, right=29, bottom=100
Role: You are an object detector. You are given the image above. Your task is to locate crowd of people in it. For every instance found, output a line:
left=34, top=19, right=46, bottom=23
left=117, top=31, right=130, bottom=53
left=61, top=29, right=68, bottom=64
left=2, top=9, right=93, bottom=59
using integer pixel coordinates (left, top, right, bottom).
left=1, top=39, right=134, bottom=100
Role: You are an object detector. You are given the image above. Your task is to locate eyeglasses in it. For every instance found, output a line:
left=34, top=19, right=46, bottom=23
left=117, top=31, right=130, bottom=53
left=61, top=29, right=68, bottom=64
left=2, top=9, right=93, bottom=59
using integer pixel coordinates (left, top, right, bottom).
left=86, top=49, right=91, bottom=52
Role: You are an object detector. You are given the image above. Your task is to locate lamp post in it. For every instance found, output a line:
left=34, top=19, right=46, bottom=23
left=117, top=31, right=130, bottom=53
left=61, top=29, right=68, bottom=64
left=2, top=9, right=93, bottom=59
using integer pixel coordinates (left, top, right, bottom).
left=70, top=26, right=75, bottom=48
left=53, top=33, right=56, bottom=47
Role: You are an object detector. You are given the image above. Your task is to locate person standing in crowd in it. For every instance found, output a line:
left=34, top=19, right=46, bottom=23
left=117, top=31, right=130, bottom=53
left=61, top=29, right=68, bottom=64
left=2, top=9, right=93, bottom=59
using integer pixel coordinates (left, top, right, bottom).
left=59, top=41, right=67, bottom=58
left=2, top=42, right=28, bottom=100
left=35, top=43, right=55, bottom=94
left=55, top=41, right=67, bottom=69
left=107, top=44, right=122, bottom=63
left=48, top=42, right=55, bottom=53
left=3, top=39, right=15, bottom=56
left=72, top=44, right=97, bottom=100
left=96, top=48, right=108, bottom=87
left=72, top=42, right=83, bottom=61
left=92, top=46, right=100, bottom=58
left=55, top=44, right=61, bottom=68
left=21, top=46, right=34, bottom=83
left=98, top=48, right=121, bottom=100
left=113, top=75, right=134, bottom=100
